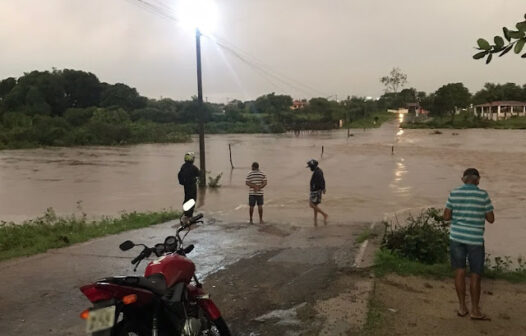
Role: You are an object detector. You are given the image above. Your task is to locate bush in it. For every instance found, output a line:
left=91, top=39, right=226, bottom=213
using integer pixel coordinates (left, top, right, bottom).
left=382, top=208, right=449, bottom=264
left=208, top=172, right=223, bottom=188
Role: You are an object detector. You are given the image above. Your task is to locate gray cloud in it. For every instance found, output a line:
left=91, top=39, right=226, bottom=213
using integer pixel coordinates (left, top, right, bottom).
left=0, top=0, right=524, bottom=102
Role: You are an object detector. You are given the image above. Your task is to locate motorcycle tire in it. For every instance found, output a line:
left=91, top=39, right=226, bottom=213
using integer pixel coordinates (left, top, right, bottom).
left=112, top=320, right=146, bottom=336
left=203, top=317, right=231, bottom=336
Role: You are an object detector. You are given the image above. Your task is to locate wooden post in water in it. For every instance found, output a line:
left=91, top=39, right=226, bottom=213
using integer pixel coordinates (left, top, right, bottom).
left=229, top=144, right=234, bottom=169
left=321, top=145, right=324, bottom=158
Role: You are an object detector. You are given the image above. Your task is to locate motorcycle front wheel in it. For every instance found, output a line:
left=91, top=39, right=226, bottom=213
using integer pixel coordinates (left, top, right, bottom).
left=201, top=317, right=231, bottom=336
left=112, top=320, right=146, bottom=336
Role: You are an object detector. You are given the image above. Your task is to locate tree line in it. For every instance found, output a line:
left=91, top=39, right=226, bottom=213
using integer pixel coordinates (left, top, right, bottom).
left=1, top=69, right=525, bottom=148
left=378, top=68, right=526, bottom=119
left=0, top=69, right=392, bottom=149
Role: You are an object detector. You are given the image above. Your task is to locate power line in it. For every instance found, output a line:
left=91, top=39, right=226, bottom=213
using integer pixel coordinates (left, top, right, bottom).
left=126, top=0, right=325, bottom=97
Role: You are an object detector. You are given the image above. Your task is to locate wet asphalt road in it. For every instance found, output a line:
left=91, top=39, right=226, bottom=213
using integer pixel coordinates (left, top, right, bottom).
left=0, top=216, right=366, bottom=335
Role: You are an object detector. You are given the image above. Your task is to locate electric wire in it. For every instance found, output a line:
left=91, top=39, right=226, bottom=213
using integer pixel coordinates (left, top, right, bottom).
left=126, top=0, right=324, bottom=97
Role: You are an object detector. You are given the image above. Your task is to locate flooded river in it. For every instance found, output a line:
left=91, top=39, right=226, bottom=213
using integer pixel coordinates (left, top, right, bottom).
left=0, top=120, right=525, bottom=257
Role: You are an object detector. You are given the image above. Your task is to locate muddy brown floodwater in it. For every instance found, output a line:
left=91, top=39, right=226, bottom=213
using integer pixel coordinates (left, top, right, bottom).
left=0, top=119, right=525, bottom=257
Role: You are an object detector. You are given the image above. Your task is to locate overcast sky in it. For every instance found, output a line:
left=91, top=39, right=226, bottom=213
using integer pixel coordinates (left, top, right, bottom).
left=0, top=0, right=525, bottom=102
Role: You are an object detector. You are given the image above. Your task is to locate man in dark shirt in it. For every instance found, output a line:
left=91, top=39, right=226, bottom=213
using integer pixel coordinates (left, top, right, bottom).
left=307, top=159, right=328, bottom=226
left=178, top=152, right=200, bottom=217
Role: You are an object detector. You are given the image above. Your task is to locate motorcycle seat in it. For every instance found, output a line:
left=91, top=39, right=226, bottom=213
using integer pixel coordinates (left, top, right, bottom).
left=101, top=275, right=167, bottom=295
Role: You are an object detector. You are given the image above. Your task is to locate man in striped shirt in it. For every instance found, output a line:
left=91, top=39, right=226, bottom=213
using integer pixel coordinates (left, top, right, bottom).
left=246, top=162, right=267, bottom=224
left=443, top=168, right=494, bottom=321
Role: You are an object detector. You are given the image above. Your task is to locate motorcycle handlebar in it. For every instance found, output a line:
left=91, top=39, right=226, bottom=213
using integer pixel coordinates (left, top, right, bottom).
left=131, top=249, right=149, bottom=265
left=190, top=213, right=203, bottom=224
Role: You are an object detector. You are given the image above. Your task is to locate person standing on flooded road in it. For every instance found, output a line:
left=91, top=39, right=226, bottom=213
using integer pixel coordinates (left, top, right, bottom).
left=307, top=159, right=328, bottom=226
left=443, top=168, right=495, bottom=321
left=246, top=162, right=267, bottom=224
left=178, top=152, right=200, bottom=218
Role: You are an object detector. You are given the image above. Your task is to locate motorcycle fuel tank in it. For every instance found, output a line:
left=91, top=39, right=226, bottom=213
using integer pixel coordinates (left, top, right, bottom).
left=144, top=254, right=196, bottom=288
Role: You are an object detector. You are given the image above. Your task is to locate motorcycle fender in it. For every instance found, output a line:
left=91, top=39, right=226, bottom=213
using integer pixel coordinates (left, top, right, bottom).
left=187, top=285, right=221, bottom=320
left=198, top=299, right=221, bottom=321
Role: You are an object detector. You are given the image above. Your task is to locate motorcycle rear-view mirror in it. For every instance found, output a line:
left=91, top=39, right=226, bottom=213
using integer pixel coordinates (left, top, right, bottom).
left=119, top=240, right=135, bottom=251
left=182, top=199, right=196, bottom=212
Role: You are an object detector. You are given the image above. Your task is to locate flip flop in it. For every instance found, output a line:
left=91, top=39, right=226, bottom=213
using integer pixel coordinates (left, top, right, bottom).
left=470, top=314, right=491, bottom=321
left=457, top=310, right=469, bottom=317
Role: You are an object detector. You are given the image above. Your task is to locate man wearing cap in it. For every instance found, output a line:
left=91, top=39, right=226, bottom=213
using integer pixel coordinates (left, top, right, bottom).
left=307, top=159, right=328, bottom=226
left=443, top=168, right=495, bottom=320
left=178, top=152, right=200, bottom=217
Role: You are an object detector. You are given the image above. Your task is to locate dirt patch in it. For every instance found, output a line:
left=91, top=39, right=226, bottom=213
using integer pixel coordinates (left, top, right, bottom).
left=203, top=249, right=373, bottom=335
left=370, top=274, right=526, bottom=336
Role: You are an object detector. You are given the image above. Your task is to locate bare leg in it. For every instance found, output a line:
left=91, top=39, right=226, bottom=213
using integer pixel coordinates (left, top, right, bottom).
left=258, top=205, right=264, bottom=224
left=470, top=273, right=483, bottom=317
left=249, top=206, right=254, bottom=224
left=313, top=204, right=328, bottom=225
left=309, top=201, right=318, bottom=226
left=454, top=268, right=468, bottom=315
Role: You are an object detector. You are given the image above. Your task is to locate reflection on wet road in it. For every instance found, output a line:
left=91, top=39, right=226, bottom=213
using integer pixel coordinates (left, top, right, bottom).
left=1, top=120, right=525, bottom=257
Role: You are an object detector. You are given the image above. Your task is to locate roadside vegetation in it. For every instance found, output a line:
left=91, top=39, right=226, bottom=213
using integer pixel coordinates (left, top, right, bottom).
left=376, top=208, right=526, bottom=283
left=0, top=207, right=180, bottom=262
left=402, top=111, right=526, bottom=129
left=0, top=69, right=394, bottom=149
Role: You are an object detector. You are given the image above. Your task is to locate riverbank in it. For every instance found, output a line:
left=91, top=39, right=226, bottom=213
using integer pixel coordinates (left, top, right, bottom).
left=0, top=208, right=179, bottom=262
left=359, top=225, right=526, bottom=336
left=365, top=273, right=526, bottom=336
left=346, top=111, right=398, bottom=129
left=401, top=115, right=526, bottom=129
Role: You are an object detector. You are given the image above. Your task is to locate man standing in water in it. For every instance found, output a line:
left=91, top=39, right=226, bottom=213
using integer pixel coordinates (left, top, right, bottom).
left=178, top=152, right=200, bottom=217
left=246, top=162, right=267, bottom=224
left=443, top=168, right=494, bottom=320
left=307, top=159, right=328, bottom=226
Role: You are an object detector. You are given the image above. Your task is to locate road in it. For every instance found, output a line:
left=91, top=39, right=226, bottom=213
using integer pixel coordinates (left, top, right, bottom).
left=0, top=216, right=373, bottom=335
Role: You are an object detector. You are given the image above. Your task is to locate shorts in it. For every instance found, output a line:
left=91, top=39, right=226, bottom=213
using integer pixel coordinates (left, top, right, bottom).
left=450, top=240, right=485, bottom=275
left=309, top=190, right=322, bottom=205
left=249, top=195, right=264, bottom=207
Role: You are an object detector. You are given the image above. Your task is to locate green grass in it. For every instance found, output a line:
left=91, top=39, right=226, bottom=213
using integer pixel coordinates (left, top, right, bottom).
left=0, top=208, right=180, bottom=262
left=355, top=228, right=378, bottom=244
left=374, top=249, right=452, bottom=279
left=402, top=115, right=526, bottom=129
left=347, top=111, right=397, bottom=129
left=374, top=249, right=526, bottom=283
left=360, top=285, right=386, bottom=336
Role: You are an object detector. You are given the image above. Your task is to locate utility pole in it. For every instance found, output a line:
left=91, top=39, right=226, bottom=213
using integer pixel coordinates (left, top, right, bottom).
left=196, top=28, right=206, bottom=187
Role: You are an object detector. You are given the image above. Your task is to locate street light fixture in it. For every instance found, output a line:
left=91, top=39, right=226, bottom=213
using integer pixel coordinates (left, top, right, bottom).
left=177, top=0, right=218, bottom=187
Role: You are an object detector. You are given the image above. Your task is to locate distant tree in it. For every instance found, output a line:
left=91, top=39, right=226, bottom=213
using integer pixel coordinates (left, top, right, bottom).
left=472, top=82, right=524, bottom=104
left=100, top=83, right=147, bottom=111
left=61, top=69, right=102, bottom=108
left=473, top=13, right=526, bottom=63
left=380, top=67, right=408, bottom=93
left=420, top=93, right=435, bottom=112
left=432, top=83, right=471, bottom=119
left=0, top=77, right=16, bottom=99
left=254, top=93, right=292, bottom=122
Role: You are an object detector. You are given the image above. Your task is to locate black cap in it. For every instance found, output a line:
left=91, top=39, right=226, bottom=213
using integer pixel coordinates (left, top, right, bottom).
left=306, top=159, right=318, bottom=168
left=463, top=168, right=480, bottom=177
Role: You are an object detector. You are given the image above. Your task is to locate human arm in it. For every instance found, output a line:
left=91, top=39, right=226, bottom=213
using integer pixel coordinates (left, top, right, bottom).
left=484, top=192, right=495, bottom=223
left=246, top=180, right=259, bottom=190
left=443, top=208, right=452, bottom=221
left=260, top=174, right=267, bottom=190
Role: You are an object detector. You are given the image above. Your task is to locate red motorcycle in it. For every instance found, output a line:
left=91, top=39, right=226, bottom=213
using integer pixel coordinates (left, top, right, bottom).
left=79, top=200, right=230, bottom=336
